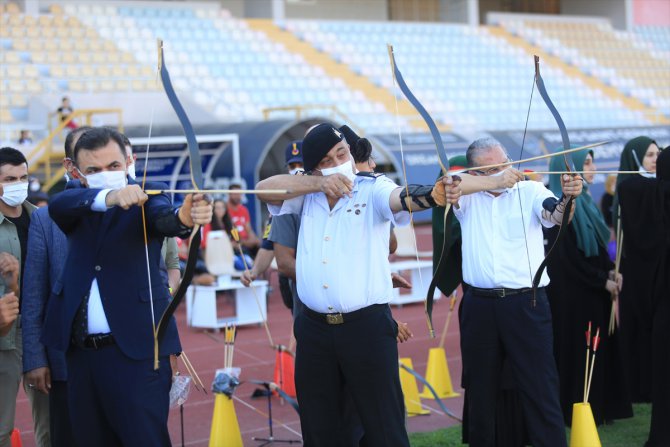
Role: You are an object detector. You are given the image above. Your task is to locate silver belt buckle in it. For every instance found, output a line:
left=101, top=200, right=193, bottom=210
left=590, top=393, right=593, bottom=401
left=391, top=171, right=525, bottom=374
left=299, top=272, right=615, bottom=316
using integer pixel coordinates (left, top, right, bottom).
left=326, top=313, right=344, bottom=325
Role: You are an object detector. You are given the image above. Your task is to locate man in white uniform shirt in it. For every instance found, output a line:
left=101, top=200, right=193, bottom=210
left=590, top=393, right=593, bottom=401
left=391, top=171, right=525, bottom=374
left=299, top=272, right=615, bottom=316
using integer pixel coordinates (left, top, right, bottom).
left=443, top=137, right=583, bottom=447
left=257, top=123, right=466, bottom=446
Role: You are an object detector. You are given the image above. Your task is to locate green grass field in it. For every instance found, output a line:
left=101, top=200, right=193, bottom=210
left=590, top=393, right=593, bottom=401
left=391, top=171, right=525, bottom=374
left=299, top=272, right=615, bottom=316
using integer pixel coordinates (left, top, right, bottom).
left=409, top=403, right=651, bottom=446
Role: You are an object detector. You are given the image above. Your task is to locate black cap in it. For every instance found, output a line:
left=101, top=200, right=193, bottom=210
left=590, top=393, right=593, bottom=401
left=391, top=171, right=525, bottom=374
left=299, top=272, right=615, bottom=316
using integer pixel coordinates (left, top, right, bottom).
left=339, top=125, right=360, bottom=147
left=302, top=123, right=344, bottom=171
left=284, top=140, right=303, bottom=165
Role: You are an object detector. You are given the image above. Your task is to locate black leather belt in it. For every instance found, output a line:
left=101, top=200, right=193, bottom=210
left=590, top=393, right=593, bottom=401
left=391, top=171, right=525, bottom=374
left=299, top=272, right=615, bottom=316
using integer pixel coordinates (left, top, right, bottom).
left=470, top=287, right=534, bottom=298
left=303, top=304, right=387, bottom=325
left=83, top=333, right=115, bottom=349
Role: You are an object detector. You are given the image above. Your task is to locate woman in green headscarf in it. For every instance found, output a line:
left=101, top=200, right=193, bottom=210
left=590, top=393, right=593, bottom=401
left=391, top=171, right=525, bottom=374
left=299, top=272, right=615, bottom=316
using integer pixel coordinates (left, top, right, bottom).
left=545, top=149, right=633, bottom=426
left=612, top=136, right=661, bottom=403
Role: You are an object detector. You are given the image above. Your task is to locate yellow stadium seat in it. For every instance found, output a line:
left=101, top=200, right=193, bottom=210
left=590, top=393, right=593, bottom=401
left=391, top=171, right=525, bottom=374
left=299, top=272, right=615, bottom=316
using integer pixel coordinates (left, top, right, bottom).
left=0, top=27, right=9, bottom=38
left=115, top=80, right=130, bottom=91
left=85, top=28, right=98, bottom=39
left=6, top=3, right=20, bottom=14
left=9, top=82, right=24, bottom=93
left=92, top=53, right=106, bottom=64
left=8, top=15, right=22, bottom=26
left=70, top=28, right=84, bottom=39
left=26, top=27, right=41, bottom=38
left=28, top=39, right=43, bottom=51
left=111, top=65, right=126, bottom=77
left=94, top=66, right=108, bottom=77
left=65, top=66, right=81, bottom=77
left=84, top=80, right=99, bottom=91
left=67, top=80, right=84, bottom=92
left=81, top=66, right=95, bottom=77
left=126, top=66, right=140, bottom=77
left=46, top=53, right=61, bottom=64
left=0, top=109, right=13, bottom=123
left=0, top=96, right=8, bottom=108
left=26, top=80, right=41, bottom=93
left=52, top=15, right=66, bottom=27
left=49, top=4, right=64, bottom=15
left=121, top=53, right=135, bottom=63
left=25, top=65, right=40, bottom=78
left=107, top=53, right=121, bottom=64
left=10, top=94, right=27, bottom=107
left=49, top=66, right=65, bottom=77
left=99, top=80, right=115, bottom=91
left=23, top=15, right=36, bottom=26
left=56, top=28, right=69, bottom=38
left=4, top=52, right=21, bottom=64
left=131, top=79, right=147, bottom=91
left=6, top=66, right=22, bottom=78
left=43, top=40, right=58, bottom=51
left=61, top=53, right=76, bottom=64
left=10, top=40, right=28, bottom=51
left=10, top=27, right=25, bottom=38
left=60, top=40, right=77, bottom=52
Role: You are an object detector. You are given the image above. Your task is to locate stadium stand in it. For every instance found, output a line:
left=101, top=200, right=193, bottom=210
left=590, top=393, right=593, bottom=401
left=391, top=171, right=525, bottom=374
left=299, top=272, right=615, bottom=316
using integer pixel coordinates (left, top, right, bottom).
left=1, top=2, right=668, bottom=139
left=497, top=17, right=670, bottom=120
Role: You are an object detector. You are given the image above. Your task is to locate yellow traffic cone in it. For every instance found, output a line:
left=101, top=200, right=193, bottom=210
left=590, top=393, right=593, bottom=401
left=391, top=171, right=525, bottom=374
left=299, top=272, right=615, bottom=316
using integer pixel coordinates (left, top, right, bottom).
left=419, top=347, right=460, bottom=399
left=399, top=358, right=429, bottom=416
left=570, top=403, right=601, bottom=447
left=209, top=393, right=243, bottom=447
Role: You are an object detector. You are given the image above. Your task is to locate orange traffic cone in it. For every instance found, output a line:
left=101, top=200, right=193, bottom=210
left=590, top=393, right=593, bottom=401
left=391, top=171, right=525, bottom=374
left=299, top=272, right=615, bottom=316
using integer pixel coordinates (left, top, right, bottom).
left=10, top=429, right=22, bottom=447
left=273, top=346, right=296, bottom=398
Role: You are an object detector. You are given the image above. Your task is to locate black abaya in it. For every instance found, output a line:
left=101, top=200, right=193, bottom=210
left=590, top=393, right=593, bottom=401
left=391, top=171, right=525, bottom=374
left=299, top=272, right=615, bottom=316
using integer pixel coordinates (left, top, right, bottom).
left=545, top=225, right=633, bottom=426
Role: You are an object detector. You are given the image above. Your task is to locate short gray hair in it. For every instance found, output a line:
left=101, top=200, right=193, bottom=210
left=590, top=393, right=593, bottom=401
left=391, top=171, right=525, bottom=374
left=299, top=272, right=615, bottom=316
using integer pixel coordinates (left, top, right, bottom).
left=466, top=138, right=507, bottom=167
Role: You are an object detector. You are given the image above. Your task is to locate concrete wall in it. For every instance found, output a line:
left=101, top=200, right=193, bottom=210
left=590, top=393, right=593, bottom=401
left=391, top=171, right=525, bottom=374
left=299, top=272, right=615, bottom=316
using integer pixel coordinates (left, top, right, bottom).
left=561, top=0, right=628, bottom=29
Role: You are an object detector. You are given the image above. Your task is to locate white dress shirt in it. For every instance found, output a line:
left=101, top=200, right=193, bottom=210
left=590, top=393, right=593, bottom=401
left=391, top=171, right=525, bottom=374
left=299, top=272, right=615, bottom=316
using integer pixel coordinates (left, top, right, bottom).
left=454, top=181, right=557, bottom=289
left=87, top=189, right=113, bottom=334
left=287, top=175, right=409, bottom=313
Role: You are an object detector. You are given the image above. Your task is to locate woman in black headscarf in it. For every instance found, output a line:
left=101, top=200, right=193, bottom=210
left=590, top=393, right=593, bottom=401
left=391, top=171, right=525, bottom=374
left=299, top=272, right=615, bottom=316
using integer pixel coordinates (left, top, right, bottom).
left=613, top=136, right=661, bottom=403
left=618, top=147, right=669, bottom=446
left=545, top=149, right=632, bottom=426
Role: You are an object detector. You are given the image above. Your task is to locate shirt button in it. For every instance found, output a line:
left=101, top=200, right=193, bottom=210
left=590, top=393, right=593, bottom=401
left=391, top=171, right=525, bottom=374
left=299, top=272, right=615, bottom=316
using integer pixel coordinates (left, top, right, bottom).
left=94, top=265, right=101, bottom=271
left=323, top=284, right=329, bottom=289
left=324, top=236, right=330, bottom=241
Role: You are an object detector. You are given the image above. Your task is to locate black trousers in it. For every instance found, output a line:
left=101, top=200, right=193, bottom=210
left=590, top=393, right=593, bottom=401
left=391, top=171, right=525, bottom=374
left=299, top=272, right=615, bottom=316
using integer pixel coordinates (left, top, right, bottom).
left=66, top=344, right=172, bottom=447
left=49, top=380, right=77, bottom=447
left=461, top=287, right=566, bottom=447
left=294, top=305, right=409, bottom=447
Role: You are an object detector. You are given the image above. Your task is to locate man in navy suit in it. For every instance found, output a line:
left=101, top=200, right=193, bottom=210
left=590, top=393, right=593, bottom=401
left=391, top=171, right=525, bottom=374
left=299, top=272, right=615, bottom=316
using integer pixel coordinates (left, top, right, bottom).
left=44, top=127, right=212, bottom=446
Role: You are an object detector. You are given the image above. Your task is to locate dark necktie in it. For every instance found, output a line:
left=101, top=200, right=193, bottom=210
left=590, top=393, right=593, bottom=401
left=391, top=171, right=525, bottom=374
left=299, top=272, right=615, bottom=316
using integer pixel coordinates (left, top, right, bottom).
left=71, top=294, right=90, bottom=347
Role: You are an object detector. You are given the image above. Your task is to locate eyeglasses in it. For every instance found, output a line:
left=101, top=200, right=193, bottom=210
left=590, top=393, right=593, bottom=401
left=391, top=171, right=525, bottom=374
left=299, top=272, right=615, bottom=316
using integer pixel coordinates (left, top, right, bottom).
left=469, top=158, right=512, bottom=176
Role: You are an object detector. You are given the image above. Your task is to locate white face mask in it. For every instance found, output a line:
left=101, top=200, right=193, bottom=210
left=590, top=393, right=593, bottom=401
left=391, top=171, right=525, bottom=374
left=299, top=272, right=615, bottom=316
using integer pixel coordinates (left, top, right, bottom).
left=487, top=169, right=508, bottom=193
left=289, top=167, right=304, bottom=176
left=84, top=170, right=127, bottom=190
left=638, top=167, right=656, bottom=178
left=319, top=159, right=356, bottom=183
left=0, top=181, right=29, bottom=207
left=127, top=163, right=136, bottom=180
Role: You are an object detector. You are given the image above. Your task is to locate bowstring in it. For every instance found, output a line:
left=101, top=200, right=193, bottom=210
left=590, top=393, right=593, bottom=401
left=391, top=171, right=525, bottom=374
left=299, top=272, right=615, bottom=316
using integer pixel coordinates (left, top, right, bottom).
left=516, top=71, right=536, bottom=304
left=388, top=50, right=426, bottom=317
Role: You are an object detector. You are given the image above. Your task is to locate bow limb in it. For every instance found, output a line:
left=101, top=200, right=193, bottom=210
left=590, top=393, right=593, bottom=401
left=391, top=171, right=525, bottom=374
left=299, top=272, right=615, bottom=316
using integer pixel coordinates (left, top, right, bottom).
left=387, top=45, right=450, bottom=338
left=398, top=361, right=461, bottom=421
left=153, top=40, right=205, bottom=367
left=529, top=56, right=576, bottom=295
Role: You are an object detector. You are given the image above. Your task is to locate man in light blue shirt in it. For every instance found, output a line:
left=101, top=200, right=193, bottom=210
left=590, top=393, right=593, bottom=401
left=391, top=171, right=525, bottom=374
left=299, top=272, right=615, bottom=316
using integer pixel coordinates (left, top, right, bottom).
left=257, top=123, right=452, bottom=447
